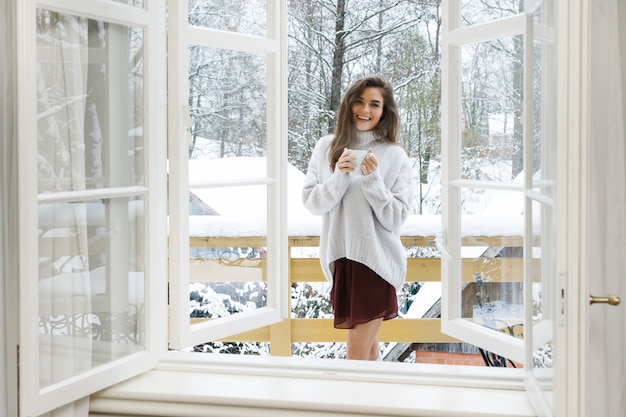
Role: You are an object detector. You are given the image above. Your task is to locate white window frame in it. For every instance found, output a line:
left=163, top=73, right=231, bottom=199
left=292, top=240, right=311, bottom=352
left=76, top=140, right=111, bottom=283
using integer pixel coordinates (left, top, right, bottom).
left=440, top=0, right=557, bottom=368
left=167, top=0, right=289, bottom=350
left=17, top=1, right=167, bottom=415
left=11, top=1, right=587, bottom=415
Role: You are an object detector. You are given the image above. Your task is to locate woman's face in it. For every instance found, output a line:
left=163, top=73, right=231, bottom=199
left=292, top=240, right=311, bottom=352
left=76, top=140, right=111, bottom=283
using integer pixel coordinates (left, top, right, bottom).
left=351, top=87, right=384, bottom=131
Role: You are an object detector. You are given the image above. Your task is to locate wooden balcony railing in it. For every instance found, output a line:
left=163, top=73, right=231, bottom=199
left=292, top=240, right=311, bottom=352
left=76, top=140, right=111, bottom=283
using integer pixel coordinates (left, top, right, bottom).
left=188, top=233, right=526, bottom=357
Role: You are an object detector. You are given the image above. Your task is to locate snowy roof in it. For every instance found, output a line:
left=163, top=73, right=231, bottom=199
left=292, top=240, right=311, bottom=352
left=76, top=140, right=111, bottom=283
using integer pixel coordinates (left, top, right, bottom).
left=188, top=157, right=525, bottom=238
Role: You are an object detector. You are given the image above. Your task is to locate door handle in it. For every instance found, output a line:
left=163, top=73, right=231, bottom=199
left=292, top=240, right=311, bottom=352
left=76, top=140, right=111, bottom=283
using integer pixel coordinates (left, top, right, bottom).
left=589, top=294, right=621, bottom=306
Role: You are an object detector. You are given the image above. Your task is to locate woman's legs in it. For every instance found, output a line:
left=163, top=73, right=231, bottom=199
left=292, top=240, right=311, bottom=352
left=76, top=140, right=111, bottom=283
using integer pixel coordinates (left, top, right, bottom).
left=346, top=317, right=383, bottom=360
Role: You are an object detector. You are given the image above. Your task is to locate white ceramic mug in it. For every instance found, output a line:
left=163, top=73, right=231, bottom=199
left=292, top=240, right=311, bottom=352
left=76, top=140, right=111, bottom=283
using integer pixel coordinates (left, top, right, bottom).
left=349, top=150, right=368, bottom=176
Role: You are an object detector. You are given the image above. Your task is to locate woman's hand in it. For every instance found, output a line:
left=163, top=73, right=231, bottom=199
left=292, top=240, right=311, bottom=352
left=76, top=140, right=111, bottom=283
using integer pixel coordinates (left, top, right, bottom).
left=337, top=148, right=377, bottom=175
left=338, top=148, right=357, bottom=173
left=361, top=148, right=378, bottom=175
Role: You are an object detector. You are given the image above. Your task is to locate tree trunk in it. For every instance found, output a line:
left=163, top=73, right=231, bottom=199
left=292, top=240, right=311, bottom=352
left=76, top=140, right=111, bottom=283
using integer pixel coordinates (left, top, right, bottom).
left=328, top=0, right=346, bottom=131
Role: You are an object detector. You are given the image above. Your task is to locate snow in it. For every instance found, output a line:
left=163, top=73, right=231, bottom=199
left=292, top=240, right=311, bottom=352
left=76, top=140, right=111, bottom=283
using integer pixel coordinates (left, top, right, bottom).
left=188, top=156, right=525, bottom=238
left=402, top=282, right=441, bottom=318
left=36, top=156, right=526, bottom=238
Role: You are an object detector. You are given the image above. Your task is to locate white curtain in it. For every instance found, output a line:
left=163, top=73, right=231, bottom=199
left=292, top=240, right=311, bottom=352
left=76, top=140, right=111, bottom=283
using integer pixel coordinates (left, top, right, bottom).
left=2, top=6, right=93, bottom=412
left=1, top=1, right=17, bottom=416
left=35, top=12, right=92, bottom=417
left=588, top=0, right=626, bottom=416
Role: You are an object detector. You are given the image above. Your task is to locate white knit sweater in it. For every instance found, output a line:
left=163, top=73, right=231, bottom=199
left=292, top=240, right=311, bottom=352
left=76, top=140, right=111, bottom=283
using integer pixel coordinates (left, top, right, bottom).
left=301, top=132, right=414, bottom=291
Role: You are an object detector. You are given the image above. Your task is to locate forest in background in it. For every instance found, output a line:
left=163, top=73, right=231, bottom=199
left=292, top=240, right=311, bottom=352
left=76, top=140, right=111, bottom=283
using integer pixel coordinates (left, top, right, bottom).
left=183, top=0, right=540, bottom=361
left=188, top=0, right=444, bottom=214
left=31, top=1, right=546, bottom=364
left=187, top=0, right=530, bottom=215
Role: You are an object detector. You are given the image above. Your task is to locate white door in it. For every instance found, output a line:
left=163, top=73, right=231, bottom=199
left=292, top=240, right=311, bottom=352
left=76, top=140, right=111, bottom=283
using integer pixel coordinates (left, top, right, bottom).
left=580, top=0, right=626, bottom=416
left=16, top=1, right=167, bottom=415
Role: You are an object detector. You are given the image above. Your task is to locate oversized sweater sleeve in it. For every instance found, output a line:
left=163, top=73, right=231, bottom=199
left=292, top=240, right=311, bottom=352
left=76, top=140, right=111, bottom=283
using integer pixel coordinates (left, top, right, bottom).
left=301, top=137, right=350, bottom=215
left=360, top=148, right=413, bottom=232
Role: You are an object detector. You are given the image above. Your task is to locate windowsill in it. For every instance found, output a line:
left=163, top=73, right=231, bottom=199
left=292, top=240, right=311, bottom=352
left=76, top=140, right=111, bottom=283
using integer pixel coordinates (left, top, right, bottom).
left=89, top=352, right=537, bottom=417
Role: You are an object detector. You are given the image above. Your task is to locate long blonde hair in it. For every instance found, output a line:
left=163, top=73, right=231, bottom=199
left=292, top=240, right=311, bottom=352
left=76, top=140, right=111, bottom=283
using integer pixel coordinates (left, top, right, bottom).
left=329, top=76, right=400, bottom=170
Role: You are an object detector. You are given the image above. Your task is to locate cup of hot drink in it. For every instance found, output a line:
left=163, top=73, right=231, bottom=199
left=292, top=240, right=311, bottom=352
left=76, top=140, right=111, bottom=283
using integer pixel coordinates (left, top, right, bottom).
left=349, top=150, right=368, bottom=176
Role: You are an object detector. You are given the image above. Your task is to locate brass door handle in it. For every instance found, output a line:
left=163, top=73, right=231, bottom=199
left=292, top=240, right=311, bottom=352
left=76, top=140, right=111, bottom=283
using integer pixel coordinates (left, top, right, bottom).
left=589, top=294, right=621, bottom=306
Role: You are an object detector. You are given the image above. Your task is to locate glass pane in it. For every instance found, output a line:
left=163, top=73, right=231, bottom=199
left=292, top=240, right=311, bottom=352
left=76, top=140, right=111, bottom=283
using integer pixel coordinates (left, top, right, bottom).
left=189, top=182, right=270, bottom=218
left=460, top=188, right=524, bottom=341
left=189, top=251, right=267, bottom=319
left=530, top=199, right=554, bottom=345
left=461, top=0, right=523, bottom=26
left=36, top=10, right=144, bottom=192
left=38, top=197, right=145, bottom=387
left=531, top=39, right=543, bottom=181
left=188, top=45, right=268, bottom=173
left=532, top=40, right=557, bottom=192
left=188, top=184, right=269, bottom=320
left=461, top=37, right=524, bottom=182
left=188, top=0, right=267, bottom=36
left=529, top=198, right=554, bottom=398
left=530, top=1, right=556, bottom=408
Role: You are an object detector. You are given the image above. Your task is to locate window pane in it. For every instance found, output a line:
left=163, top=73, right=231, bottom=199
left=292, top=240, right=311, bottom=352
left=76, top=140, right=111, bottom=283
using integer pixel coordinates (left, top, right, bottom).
left=38, top=197, right=145, bottom=387
left=36, top=11, right=144, bottom=192
left=530, top=198, right=556, bottom=352
left=532, top=38, right=557, bottom=193
left=461, top=37, right=524, bottom=182
left=188, top=45, right=268, bottom=171
left=189, top=252, right=268, bottom=319
left=189, top=182, right=270, bottom=218
left=460, top=188, right=524, bottom=342
left=460, top=0, right=522, bottom=26
left=529, top=3, right=557, bottom=404
left=187, top=184, right=269, bottom=319
left=188, top=0, right=267, bottom=36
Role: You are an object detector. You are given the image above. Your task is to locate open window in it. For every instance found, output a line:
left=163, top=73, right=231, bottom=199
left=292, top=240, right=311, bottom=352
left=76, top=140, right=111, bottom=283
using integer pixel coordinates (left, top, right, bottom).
left=17, top=0, right=166, bottom=415
left=440, top=0, right=557, bottom=394
left=167, top=0, right=289, bottom=349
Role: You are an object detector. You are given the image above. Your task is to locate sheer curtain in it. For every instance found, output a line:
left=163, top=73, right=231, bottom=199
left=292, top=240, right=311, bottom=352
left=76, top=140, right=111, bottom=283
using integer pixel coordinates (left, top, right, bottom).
left=2, top=6, right=93, bottom=416
left=35, top=12, right=93, bottom=417
left=589, top=0, right=626, bottom=416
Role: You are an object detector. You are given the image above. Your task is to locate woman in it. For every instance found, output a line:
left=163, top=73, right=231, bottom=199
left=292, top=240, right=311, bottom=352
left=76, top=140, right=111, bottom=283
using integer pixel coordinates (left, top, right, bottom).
left=302, top=76, right=414, bottom=361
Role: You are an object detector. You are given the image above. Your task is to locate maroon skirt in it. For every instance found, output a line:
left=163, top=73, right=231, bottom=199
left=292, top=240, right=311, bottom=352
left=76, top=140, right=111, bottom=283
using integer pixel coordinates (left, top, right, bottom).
left=330, top=258, right=398, bottom=329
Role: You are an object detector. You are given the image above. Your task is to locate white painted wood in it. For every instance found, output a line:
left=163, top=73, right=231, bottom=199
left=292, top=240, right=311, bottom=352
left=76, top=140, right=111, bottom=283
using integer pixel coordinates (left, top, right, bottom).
left=36, top=0, right=149, bottom=27
left=1, top=2, right=19, bottom=416
left=165, top=0, right=193, bottom=351
left=266, top=0, right=290, bottom=319
left=585, top=1, right=626, bottom=416
left=187, top=26, right=278, bottom=54
left=561, top=2, right=586, bottom=416
left=447, top=14, right=526, bottom=45
left=17, top=1, right=166, bottom=414
left=16, top=1, right=40, bottom=413
left=89, top=355, right=537, bottom=417
left=441, top=1, right=529, bottom=367
left=522, top=3, right=558, bottom=414
left=167, top=0, right=288, bottom=350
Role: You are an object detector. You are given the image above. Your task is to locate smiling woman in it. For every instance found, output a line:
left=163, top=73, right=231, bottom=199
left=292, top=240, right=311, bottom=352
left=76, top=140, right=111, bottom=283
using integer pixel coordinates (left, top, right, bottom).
left=351, top=87, right=384, bottom=131
left=5, top=1, right=620, bottom=417
left=302, top=75, right=413, bottom=361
